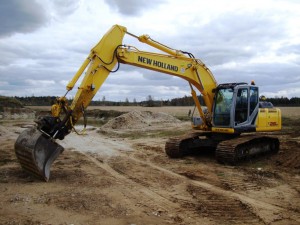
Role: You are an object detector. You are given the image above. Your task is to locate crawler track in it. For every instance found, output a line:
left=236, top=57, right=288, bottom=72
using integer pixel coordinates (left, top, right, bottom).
left=165, top=132, right=279, bottom=164
left=216, top=135, right=280, bottom=164
left=165, top=132, right=205, bottom=158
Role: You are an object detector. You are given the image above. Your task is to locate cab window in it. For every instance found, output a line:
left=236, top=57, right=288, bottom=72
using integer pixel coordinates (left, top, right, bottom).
left=213, top=88, right=233, bottom=126
left=250, top=87, right=258, bottom=114
left=235, top=88, right=248, bottom=124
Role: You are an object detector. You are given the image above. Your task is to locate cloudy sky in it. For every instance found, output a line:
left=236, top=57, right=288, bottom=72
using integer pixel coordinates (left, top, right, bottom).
left=0, top=0, right=299, bottom=102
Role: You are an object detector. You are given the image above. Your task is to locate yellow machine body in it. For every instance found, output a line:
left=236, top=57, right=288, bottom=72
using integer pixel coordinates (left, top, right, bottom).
left=256, top=108, right=282, bottom=132
left=14, top=24, right=282, bottom=181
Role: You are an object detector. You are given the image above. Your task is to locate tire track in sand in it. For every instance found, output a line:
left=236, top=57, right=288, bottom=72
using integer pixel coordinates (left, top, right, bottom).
left=63, top=132, right=300, bottom=224
left=81, top=152, right=203, bottom=225
left=81, top=152, right=266, bottom=224
left=90, top=148, right=300, bottom=224
left=122, top=154, right=300, bottom=224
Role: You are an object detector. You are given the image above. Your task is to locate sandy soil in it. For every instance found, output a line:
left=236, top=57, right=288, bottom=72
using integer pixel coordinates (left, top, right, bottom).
left=0, top=109, right=300, bottom=225
left=28, top=105, right=300, bottom=117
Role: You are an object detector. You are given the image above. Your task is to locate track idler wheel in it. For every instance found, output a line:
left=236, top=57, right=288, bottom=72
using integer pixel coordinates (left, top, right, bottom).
left=165, top=137, right=192, bottom=158
left=14, top=128, right=64, bottom=181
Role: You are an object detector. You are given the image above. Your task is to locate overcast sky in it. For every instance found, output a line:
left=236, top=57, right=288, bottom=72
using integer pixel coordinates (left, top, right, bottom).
left=0, top=0, right=299, bottom=102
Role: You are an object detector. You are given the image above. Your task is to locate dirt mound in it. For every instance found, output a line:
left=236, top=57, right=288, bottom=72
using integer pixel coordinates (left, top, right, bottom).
left=0, top=96, right=23, bottom=110
left=0, top=107, right=35, bottom=120
left=274, top=140, right=300, bottom=169
left=0, top=96, right=33, bottom=119
left=101, top=110, right=181, bottom=130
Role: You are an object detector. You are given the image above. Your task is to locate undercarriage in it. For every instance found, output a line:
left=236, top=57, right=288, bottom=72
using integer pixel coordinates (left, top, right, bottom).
left=165, top=132, right=279, bottom=164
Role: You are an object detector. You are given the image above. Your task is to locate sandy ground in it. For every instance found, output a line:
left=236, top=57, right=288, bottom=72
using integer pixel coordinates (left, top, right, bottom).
left=0, top=109, right=300, bottom=225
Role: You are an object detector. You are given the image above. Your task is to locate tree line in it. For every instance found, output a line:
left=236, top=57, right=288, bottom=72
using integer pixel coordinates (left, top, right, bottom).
left=13, top=95, right=205, bottom=107
left=265, top=97, right=300, bottom=106
left=9, top=95, right=300, bottom=107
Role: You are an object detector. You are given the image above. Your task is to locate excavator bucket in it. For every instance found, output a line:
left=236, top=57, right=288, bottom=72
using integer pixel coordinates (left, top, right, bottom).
left=14, top=128, right=64, bottom=181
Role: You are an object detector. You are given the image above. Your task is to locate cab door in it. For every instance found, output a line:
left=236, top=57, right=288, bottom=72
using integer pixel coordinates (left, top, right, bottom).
left=234, top=88, right=249, bottom=125
left=234, top=86, right=259, bottom=132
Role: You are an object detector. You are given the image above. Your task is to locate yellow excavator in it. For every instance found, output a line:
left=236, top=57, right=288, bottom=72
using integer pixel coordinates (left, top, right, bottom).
left=15, top=25, right=281, bottom=181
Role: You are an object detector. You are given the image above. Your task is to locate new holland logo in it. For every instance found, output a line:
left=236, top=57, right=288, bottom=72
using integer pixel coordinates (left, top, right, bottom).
left=137, top=56, right=178, bottom=72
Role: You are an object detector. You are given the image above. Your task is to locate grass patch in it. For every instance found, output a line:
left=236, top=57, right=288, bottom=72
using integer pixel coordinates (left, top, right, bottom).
left=282, top=117, right=300, bottom=136
left=106, top=129, right=188, bottom=139
left=245, top=160, right=267, bottom=169
left=0, top=96, right=24, bottom=111
left=76, top=110, right=126, bottom=127
left=76, top=118, right=107, bottom=127
left=174, top=115, right=192, bottom=121
left=282, top=116, right=300, bottom=128
left=86, top=109, right=125, bottom=118
left=216, top=172, right=226, bottom=177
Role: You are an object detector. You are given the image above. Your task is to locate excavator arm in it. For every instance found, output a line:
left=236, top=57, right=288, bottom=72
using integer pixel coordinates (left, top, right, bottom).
left=15, top=24, right=217, bottom=181
left=67, top=25, right=217, bottom=129
left=116, top=45, right=217, bottom=119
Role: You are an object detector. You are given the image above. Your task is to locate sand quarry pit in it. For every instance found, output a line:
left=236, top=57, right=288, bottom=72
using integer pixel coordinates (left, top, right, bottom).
left=0, top=107, right=300, bottom=225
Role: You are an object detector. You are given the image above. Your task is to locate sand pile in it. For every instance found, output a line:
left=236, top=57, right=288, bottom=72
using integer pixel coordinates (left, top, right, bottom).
left=101, top=110, right=181, bottom=130
left=0, top=107, right=35, bottom=120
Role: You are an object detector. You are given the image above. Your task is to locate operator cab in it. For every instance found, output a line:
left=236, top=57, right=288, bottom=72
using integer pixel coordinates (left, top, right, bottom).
left=212, top=83, right=259, bottom=133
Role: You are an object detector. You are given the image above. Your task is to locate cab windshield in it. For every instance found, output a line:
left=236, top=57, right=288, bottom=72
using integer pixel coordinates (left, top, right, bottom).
left=213, top=88, right=233, bottom=126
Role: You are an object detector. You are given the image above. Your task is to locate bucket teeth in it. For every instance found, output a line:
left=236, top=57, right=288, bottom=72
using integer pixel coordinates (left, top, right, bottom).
left=14, top=128, right=64, bottom=181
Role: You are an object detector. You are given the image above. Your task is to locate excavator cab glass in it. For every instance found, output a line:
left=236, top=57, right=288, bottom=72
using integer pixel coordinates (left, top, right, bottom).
left=213, top=88, right=234, bottom=126
left=234, top=88, right=248, bottom=124
left=213, top=83, right=260, bottom=132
